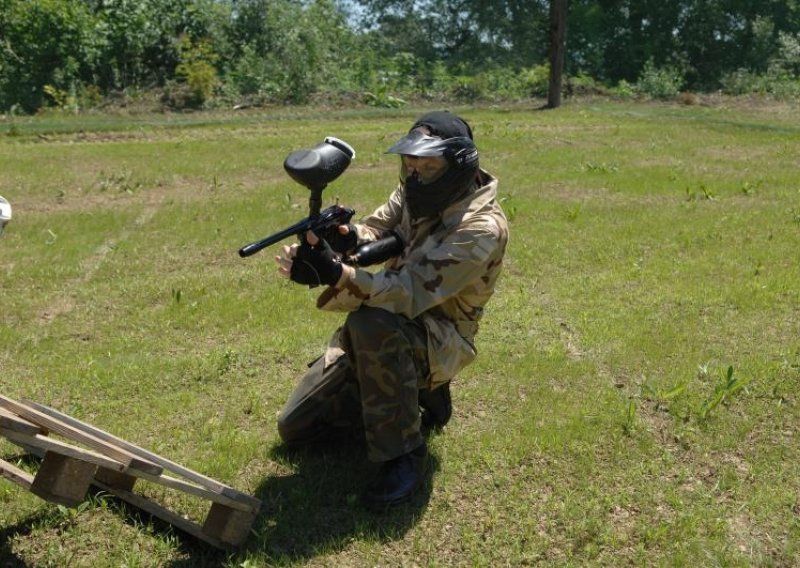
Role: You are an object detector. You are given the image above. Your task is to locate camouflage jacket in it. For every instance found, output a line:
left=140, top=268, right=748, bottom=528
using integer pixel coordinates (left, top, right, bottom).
left=317, top=170, right=508, bottom=387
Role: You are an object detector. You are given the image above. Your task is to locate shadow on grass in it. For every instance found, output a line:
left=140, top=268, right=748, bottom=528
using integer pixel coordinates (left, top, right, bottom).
left=0, top=453, right=42, bottom=568
left=160, top=438, right=440, bottom=565
left=0, top=512, right=42, bottom=568
left=245, top=439, right=439, bottom=563
left=0, top=442, right=438, bottom=567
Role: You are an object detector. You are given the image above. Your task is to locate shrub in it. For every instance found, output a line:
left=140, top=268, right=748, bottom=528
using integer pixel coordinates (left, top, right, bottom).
left=520, top=64, right=550, bottom=97
left=172, top=36, right=219, bottom=109
left=636, top=59, right=684, bottom=99
left=775, top=31, right=800, bottom=77
left=719, top=69, right=768, bottom=95
left=719, top=66, right=800, bottom=98
left=568, top=74, right=609, bottom=96
left=448, top=75, right=486, bottom=101
left=609, top=79, right=636, bottom=99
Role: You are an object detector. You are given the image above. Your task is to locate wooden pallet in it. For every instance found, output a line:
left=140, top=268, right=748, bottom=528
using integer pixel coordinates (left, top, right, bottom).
left=0, top=394, right=261, bottom=549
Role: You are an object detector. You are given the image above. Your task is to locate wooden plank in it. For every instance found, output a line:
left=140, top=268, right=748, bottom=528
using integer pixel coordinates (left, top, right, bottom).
left=4, top=426, right=256, bottom=514
left=92, top=480, right=231, bottom=550
left=202, top=502, right=258, bottom=548
left=0, top=395, right=162, bottom=476
left=0, top=457, right=33, bottom=491
left=95, top=468, right=137, bottom=491
left=1, top=428, right=126, bottom=473
left=129, top=470, right=256, bottom=512
left=0, top=407, right=45, bottom=436
left=4, top=428, right=255, bottom=512
left=31, top=452, right=97, bottom=507
left=25, top=400, right=260, bottom=511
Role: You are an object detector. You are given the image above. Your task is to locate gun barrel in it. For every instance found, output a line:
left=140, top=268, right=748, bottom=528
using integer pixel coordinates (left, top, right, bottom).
left=238, top=218, right=312, bottom=258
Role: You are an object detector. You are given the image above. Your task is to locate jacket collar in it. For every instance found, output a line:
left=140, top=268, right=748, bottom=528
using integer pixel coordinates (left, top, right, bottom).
left=440, top=170, right=499, bottom=230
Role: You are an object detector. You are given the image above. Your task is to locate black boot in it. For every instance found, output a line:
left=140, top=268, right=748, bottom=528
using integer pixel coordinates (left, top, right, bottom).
left=363, top=443, right=427, bottom=508
left=419, top=382, right=452, bottom=432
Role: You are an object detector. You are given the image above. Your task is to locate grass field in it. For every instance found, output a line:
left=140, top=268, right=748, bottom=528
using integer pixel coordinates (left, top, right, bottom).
left=1, top=99, right=799, bottom=567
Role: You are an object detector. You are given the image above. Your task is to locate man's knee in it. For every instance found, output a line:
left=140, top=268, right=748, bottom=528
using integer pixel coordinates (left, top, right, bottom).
left=277, top=410, right=332, bottom=445
left=276, top=408, right=300, bottom=443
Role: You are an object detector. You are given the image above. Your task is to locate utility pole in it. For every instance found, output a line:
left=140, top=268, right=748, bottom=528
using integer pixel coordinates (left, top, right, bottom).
left=547, top=0, right=567, bottom=109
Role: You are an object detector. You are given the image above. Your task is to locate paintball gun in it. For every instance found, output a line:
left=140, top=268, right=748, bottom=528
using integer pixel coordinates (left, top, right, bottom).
left=238, top=136, right=404, bottom=267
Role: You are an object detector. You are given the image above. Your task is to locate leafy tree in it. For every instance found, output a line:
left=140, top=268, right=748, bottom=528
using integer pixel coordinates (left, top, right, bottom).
left=354, top=0, right=550, bottom=71
left=3, top=0, right=800, bottom=112
left=89, top=0, right=225, bottom=90
left=0, top=0, right=99, bottom=112
left=222, top=0, right=356, bottom=103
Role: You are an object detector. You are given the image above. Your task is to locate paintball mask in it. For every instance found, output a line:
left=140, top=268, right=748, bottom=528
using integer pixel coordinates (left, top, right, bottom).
left=387, top=110, right=479, bottom=171
left=386, top=111, right=480, bottom=218
left=386, top=131, right=478, bottom=171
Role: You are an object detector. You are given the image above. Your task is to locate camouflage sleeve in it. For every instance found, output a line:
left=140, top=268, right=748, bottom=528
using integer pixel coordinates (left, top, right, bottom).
left=317, top=219, right=503, bottom=318
left=353, top=185, right=403, bottom=243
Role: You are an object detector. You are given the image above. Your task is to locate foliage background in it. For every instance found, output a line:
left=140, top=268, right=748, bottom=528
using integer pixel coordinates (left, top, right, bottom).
left=2, top=0, right=800, bottom=113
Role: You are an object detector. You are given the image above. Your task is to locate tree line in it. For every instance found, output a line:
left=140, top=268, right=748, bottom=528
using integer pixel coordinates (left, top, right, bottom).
left=1, top=0, right=799, bottom=114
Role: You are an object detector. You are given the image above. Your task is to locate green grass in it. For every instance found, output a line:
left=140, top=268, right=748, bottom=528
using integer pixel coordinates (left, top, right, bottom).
left=1, top=100, right=799, bottom=566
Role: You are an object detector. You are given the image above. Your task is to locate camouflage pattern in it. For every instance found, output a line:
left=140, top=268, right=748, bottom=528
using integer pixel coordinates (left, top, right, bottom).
left=279, top=169, right=507, bottom=463
left=277, top=305, right=429, bottom=462
left=317, top=170, right=509, bottom=389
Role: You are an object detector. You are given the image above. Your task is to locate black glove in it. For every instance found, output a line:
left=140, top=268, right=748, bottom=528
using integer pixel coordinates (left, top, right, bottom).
left=322, top=223, right=358, bottom=254
left=290, top=238, right=343, bottom=288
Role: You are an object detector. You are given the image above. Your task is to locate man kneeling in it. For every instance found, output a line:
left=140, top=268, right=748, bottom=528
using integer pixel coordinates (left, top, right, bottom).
left=274, top=111, right=508, bottom=507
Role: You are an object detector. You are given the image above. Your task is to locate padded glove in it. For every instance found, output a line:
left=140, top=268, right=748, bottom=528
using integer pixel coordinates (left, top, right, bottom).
left=322, top=223, right=358, bottom=254
left=290, top=237, right=343, bottom=288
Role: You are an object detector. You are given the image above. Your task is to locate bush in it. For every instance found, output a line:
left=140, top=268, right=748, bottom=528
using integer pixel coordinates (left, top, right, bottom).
left=719, top=66, right=800, bottom=99
left=170, top=36, right=219, bottom=108
left=568, top=74, right=609, bottom=96
left=442, top=66, right=549, bottom=102
left=609, top=79, right=636, bottom=99
left=719, top=69, right=768, bottom=95
left=636, top=59, right=684, bottom=99
left=520, top=64, right=550, bottom=97
left=775, top=31, right=800, bottom=77
left=362, top=88, right=406, bottom=108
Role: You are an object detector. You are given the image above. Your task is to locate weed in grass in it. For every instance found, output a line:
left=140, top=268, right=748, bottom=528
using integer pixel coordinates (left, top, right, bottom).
left=700, top=184, right=716, bottom=201
left=189, top=348, right=240, bottom=384
left=583, top=161, right=619, bottom=174
left=499, top=193, right=517, bottom=221
left=740, top=180, right=761, bottom=195
left=219, top=348, right=239, bottom=375
left=623, top=400, right=637, bottom=436
left=53, top=501, right=91, bottom=528
left=685, top=183, right=716, bottom=201
left=96, top=170, right=141, bottom=194
left=566, top=202, right=583, bottom=222
left=642, top=380, right=688, bottom=412
left=697, top=366, right=750, bottom=422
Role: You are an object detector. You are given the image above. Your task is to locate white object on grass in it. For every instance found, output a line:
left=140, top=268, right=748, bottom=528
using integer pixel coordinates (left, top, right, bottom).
left=0, top=196, right=11, bottom=236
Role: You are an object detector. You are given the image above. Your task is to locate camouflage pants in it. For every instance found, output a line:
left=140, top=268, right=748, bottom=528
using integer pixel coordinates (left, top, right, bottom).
left=277, top=305, right=430, bottom=462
